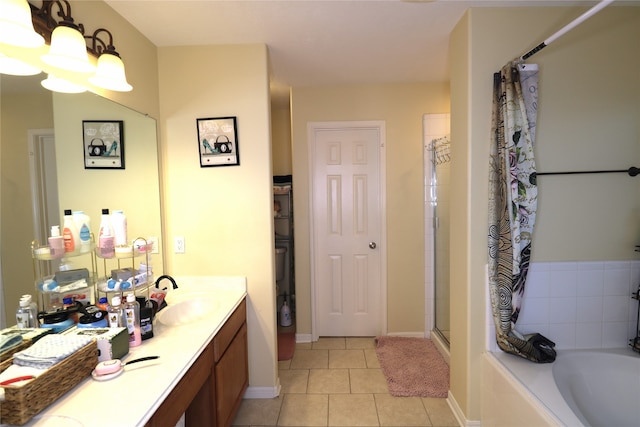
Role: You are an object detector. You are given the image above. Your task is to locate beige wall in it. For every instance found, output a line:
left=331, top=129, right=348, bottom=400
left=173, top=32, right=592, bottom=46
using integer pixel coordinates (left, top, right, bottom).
left=0, top=90, right=53, bottom=324
left=157, top=44, right=277, bottom=389
left=271, top=105, right=293, bottom=176
left=290, top=83, right=450, bottom=336
left=450, top=6, right=640, bottom=422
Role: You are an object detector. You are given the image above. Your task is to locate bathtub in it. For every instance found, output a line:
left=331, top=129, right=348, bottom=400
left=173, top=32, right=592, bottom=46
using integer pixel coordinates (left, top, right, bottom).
left=484, top=348, right=640, bottom=426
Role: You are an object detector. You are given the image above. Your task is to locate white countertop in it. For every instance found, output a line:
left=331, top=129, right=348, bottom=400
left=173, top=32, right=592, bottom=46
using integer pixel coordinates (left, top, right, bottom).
left=2, top=276, right=247, bottom=427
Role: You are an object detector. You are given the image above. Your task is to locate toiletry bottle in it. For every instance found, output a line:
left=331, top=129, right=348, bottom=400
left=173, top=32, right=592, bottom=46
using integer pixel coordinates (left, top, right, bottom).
left=21, top=294, right=39, bottom=327
left=48, top=294, right=63, bottom=311
left=58, top=257, right=73, bottom=271
left=124, top=293, right=142, bottom=347
left=63, top=297, right=79, bottom=323
left=96, top=296, right=109, bottom=312
left=62, top=209, right=79, bottom=255
left=140, top=304, right=154, bottom=341
left=16, top=299, right=34, bottom=328
left=48, top=225, right=65, bottom=259
left=111, top=210, right=128, bottom=247
left=280, top=300, right=292, bottom=327
left=72, top=211, right=91, bottom=254
left=108, top=295, right=124, bottom=328
left=98, top=209, right=115, bottom=258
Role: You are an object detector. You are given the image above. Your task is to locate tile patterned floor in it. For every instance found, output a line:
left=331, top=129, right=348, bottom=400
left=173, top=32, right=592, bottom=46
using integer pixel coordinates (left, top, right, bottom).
left=232, top=337, right=459, bottom=427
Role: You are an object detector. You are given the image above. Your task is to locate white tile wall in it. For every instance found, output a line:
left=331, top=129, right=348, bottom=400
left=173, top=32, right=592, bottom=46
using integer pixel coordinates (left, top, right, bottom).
left=487, top=260, right=640, bottom=351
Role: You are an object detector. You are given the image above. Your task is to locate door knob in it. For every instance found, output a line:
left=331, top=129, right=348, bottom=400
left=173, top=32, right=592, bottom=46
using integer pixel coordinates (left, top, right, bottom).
left=369, top=242, right=377, bottom=249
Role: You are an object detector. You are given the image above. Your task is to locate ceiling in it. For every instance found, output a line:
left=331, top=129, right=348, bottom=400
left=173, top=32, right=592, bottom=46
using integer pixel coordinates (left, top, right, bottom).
left=104, top=0, right=609, bottom=106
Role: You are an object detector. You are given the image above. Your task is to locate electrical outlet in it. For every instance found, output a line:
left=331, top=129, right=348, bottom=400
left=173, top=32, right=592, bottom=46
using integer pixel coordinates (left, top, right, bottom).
left=148, top=236, right=159, bottom=254
left=174, top=236, right=185, bottom=254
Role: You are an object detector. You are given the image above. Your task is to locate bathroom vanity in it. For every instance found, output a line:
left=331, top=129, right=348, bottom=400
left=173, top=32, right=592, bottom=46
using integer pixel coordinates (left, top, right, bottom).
left=5, top=277, right=247, bottom=427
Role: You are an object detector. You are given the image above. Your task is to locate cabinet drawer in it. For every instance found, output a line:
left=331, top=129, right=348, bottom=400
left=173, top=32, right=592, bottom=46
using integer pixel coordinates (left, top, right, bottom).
left=213, top=299, right=246, bottom=362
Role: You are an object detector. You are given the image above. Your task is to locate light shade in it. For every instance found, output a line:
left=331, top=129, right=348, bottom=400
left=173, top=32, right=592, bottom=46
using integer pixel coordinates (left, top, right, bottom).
left=41, top=73, right=86, bottom=93
left=41, top=25, right=95, bottom=73
left=0, top=0, right=44, bottom=48
left=0, top=52, right=41, bottom=75
left=89, top=52, right=132, bottom=92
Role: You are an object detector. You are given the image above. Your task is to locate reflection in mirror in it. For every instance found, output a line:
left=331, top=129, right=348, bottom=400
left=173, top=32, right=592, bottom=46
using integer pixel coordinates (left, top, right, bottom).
left=0, top=74, right=163, bottom=327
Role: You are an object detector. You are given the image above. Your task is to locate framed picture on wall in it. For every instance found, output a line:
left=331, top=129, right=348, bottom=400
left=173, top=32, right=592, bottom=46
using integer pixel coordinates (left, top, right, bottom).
left=82, top=120, right=125, bottom=169
left=196, top=116, right=239, bottom=167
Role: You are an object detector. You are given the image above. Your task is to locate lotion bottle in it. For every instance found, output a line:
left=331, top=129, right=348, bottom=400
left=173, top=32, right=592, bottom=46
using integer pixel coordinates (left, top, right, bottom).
left=111, top=210, right=128, bottom=247
left=62, top=209, right=79, bottom=255
left=98, top=209, right=115, bottom=258
left=72, top=211, right=91, bottom=254
left=48, top=225, right=65, bottom=259
left=124, top=293, right=142, bottom=346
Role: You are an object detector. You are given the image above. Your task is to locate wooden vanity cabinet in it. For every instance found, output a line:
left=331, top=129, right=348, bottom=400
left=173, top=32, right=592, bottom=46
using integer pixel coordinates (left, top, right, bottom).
left=146, top=298, right=248, bottom=427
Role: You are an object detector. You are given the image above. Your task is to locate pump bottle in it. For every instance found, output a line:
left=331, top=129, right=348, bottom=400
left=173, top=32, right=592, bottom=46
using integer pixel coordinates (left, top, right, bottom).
left=16, top=299, right=34, bottom=328
left=107, top=295, right=124, bottom=328
left=21, top=294, right=39, bottom=327
left=48, top=225, right=65, bottom=259
left=124, top=293, right=142, bottom=346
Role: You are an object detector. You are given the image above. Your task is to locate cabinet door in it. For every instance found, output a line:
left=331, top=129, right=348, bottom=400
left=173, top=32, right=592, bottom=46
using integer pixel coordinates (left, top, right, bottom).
left=148, top=345, right=213, bottom=427
left=215, top=322, right=248, bottom=427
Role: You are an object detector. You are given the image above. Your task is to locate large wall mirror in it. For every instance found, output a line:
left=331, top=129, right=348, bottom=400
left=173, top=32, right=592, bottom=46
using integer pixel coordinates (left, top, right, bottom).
left=0, top=74, right=164, bottom=327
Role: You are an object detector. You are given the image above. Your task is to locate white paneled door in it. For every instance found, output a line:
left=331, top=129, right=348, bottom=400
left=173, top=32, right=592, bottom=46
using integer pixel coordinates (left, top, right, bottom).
left=309, top=121, right=386, bottom=337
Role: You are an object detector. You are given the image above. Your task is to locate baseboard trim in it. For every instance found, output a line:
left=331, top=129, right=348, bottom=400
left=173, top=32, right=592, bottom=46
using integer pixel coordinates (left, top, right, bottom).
left=295, top=333, right=312, bottom=343
left=447, top=390, right=480, bottom=427
left=243, top=383, right=281, bottom=399
left=384, top=331, right=425, bottom=338
left=430, top=329, right=450, bottom=365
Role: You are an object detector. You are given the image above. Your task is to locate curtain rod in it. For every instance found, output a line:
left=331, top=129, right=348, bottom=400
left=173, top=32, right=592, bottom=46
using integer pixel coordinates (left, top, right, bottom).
left=537, top=167, right=640, bottom=177
left=521, top=0, right=615, bottom=60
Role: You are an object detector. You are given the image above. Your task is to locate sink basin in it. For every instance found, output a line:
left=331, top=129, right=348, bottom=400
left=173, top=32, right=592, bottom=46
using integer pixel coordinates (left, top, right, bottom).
left=156, top=297, right=219, bottom=326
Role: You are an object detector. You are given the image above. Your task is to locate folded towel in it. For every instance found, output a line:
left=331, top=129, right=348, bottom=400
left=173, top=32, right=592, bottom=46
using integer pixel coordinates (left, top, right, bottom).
left=13, top=335, right=93, bottom=369
left=0, top=332, right=24, bottom=353
left=0, top=364, right=45, bottom=401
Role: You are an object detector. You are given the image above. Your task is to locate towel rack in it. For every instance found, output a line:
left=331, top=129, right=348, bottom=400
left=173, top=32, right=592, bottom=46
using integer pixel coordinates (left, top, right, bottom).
left=536, top=167, right=640, bottom=177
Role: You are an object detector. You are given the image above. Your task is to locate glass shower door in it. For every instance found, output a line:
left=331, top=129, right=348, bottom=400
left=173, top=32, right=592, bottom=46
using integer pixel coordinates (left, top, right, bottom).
left=431, top=136, right=451, bottom=344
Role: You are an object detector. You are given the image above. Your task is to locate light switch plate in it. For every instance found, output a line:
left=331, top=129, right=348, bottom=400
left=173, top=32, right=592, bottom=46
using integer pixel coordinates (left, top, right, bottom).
left=174, top=236, right=185, bottom=254
left=148, top=236, right=159, bottom=254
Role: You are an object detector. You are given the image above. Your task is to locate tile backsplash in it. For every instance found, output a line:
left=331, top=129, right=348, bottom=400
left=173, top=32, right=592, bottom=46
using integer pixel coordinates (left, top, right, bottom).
left=487, top=260, right=639, bottom=351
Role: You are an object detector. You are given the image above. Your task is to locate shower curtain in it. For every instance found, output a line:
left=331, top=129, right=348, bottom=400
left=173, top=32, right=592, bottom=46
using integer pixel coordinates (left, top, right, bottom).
left=488, top=61, right=556, bottom=363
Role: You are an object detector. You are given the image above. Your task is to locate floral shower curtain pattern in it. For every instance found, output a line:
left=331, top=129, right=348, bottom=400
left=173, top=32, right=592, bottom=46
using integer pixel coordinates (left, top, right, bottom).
left=488, top=62, right=556, bottom=363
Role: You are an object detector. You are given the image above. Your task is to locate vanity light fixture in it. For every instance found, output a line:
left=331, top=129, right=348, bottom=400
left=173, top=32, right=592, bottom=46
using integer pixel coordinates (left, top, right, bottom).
left=0, top=0, right=133, bottom=92
left=87, top=29, right=132, bottom=92
left=39, top=0, right=94, bottom=75
left=0, top=0, right=45, bottom=48
left=0, top=51, right=41, bottom=75
left=41, top=73, right=86, bottom=93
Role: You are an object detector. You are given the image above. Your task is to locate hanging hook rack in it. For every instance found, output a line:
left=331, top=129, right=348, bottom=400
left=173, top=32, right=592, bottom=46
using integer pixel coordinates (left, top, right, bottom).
left=537, top=167, right=640, bottom=177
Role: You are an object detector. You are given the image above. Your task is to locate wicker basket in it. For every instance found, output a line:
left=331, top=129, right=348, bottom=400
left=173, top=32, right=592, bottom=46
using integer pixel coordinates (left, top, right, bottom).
left=0, top=340, right=98, bottom=425
left=0, top=340, right=32, bottom=373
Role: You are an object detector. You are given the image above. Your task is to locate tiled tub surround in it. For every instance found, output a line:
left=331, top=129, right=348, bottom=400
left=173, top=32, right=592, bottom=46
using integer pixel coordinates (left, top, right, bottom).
left=482, top=261, right=640, bottom=426
left=487, top=260, right=639, bottom=352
